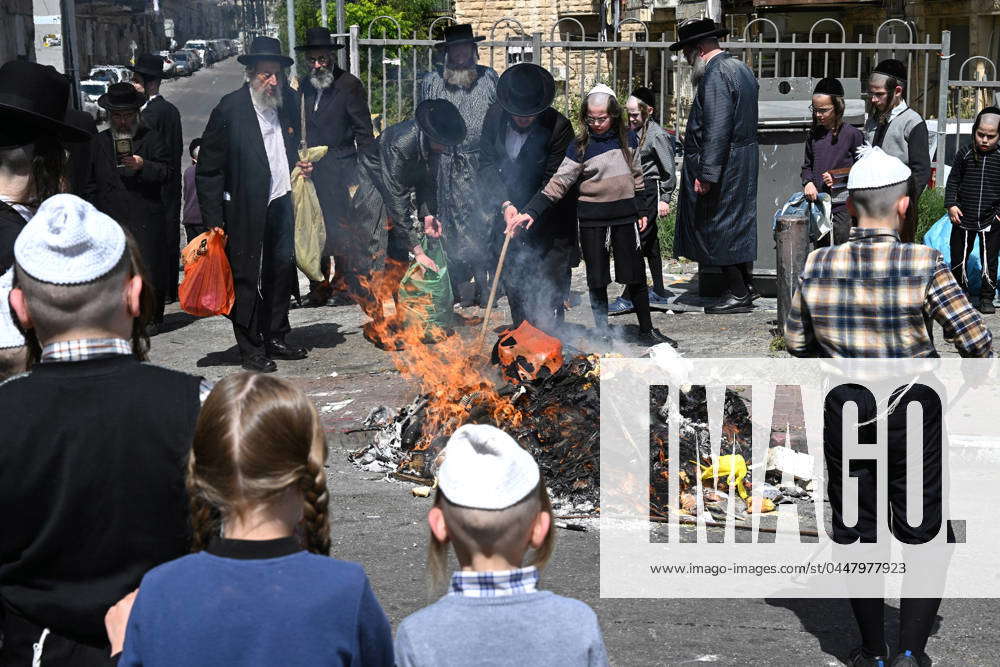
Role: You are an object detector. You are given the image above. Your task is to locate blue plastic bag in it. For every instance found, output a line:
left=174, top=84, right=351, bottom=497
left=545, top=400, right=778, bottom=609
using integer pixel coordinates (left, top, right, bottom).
left=921, top=215, right=985, bottom=294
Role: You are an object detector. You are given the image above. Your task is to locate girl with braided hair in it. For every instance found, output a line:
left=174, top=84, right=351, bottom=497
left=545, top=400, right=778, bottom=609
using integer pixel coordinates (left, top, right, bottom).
left=105, top=373, right=394, bottom=665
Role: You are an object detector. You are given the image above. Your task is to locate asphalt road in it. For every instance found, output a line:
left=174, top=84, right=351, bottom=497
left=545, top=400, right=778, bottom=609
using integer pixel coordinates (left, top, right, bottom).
left=148, top=59, right=1000, bottom=666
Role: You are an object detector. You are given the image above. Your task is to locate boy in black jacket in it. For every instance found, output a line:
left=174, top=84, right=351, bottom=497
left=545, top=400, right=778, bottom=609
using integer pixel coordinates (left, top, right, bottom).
left=0, top=194, right=205, bottom=665
left=945, top=106, right=1000, bottom=313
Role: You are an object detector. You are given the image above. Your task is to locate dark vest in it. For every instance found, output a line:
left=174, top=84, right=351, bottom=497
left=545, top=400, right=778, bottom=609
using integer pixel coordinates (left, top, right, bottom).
left=0, top=356, right=202, bottom=647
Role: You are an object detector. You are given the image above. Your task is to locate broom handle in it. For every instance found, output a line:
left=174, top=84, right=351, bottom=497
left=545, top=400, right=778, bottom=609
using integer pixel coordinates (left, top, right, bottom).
left=299, top=90, right=308, bottom=149
left=477, top=230, right=512, bottom=350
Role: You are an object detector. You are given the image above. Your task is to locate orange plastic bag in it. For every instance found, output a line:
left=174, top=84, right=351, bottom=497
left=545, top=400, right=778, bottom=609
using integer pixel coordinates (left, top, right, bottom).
left=179, top=229, right=235, bottom=317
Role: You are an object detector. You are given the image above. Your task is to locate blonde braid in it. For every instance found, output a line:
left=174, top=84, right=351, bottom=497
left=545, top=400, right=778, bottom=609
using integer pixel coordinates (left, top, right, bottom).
left=300, top=428, right=331, bottom=555
left=186, top=451, right=216, bottom=552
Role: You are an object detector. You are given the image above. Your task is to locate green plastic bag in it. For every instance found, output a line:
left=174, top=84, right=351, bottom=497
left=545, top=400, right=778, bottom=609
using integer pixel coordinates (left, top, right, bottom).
left=398, top=238, right=454, bottom=337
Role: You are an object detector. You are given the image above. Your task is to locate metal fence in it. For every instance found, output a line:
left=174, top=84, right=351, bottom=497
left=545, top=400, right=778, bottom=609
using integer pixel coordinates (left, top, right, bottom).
left=328, top=17, right=1000, bottom=190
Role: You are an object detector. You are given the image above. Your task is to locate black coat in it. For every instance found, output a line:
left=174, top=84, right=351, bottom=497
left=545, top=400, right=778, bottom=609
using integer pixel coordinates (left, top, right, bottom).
left=299, top=68, right=374, bottom=158
left=479, top=105, right=577, bottom=243
left=142, top=96, right=184, bottom=224
left=0, top=202, right=28, bottom=275
left=98, top=124, right=172, bottom=286
left=196, top=85, right=299, bottom=328
left=64, top=109, right=130, bottom=223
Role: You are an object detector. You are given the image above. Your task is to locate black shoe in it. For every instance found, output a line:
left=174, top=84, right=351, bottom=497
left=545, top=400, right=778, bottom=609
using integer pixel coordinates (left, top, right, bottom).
left=704, top=292, right=753, bottom=314
left=144, top=322, right=159, bottom=337
left=889, top=650, right=921, bottom=666
left=748, top=284, right=762, bottom=302
left=979, top=296, right=996, bottom=314
left=848, top=647, right=888, bottom=667
left=266, top=339, right=308, bottom=360
left=636, top=328, right=677, bottom=347
left=242, top=353, right=277, bottom=373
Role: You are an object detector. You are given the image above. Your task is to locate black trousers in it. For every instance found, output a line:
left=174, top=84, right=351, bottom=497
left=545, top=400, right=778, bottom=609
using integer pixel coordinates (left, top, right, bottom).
left=949, top=224, right=1000, bottom=299
left=824, top=383, right=945, bottom=656
left=503, top=235, right=575, bottom=332
left=233, top=194, right=294, bottom=358
left=0, top=603, right=112, bottom=666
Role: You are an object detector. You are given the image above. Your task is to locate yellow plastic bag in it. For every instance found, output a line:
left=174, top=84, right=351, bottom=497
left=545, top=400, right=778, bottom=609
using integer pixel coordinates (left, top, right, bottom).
left=699, top=454, right=749, bottom=500
left=291, top=145, right=329, bottom=282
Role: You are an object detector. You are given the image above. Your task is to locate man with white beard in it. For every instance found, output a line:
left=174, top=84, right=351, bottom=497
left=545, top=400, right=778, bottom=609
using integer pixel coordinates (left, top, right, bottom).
left=671, top=17, right=759, bottom=315
left=418, top=24, right=499, bottom=307
left=197, top=36, right=304, bottom=373
left=294, top=26, right=374, bottom=307
left=97, top=82, right=172, bottom=331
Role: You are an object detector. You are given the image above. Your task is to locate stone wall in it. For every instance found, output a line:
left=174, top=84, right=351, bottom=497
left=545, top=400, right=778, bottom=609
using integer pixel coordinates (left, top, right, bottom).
left=2, top=0, right=36, bottom=62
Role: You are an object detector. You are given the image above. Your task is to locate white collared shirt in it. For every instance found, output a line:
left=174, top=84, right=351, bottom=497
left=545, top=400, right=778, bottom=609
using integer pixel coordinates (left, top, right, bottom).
left=251, top=95, right=292, bottom=204
left=505, top=123, right=529, bottom=161
left=140, top=94, right=159, bottom=112
left=888, top=99, right=909, bottom=122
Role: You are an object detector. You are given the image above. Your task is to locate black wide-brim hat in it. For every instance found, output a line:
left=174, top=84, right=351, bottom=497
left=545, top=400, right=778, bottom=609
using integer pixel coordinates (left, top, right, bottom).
left=873, top=58, right=907, bottom=82
left=498, top=63, right=555, bottom=117
left=97, top=82, right=145, bottom=111
left=127, top=53, right=169, bottom=80
left=238, top=36, right=294, bottom=68
left=295, top=26, right=346, bottom=52
left=0, top=61, right=90, bottom=146
left=813, top=77, right=845, bottom=97
left=435, top=23, right=486, bottom=50
left=669, top=17, right=729, bottom=51
left=630, top=86, right=656, bottom=108
left=415, top=98, right=466, bottom=147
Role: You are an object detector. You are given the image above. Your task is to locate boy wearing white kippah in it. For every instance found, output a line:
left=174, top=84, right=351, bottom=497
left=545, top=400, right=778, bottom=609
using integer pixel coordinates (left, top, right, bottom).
left=395, top=424, right=609, bottom=667
left=0, top=194, right=207, bottom=665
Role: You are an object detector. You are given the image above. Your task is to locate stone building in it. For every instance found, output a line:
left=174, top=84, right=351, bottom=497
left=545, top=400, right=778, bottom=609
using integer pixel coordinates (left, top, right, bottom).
left=2, top=0, right=36, bottom=62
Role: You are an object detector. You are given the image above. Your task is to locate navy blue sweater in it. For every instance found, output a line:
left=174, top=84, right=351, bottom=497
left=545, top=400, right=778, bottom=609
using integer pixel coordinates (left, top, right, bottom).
left=118, top=537, right=393, bottom=666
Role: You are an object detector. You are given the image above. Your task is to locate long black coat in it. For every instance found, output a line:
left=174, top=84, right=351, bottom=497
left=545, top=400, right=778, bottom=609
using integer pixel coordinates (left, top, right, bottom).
left=675, top=52, right=759, bottom=266
left=98, top=124, right=171, bottom=289
left=478, top=105, right=577, bottom=244
left=196, top=85, right=299, bottom=328
left=65, top=109, right=131, bottom=223
left=143, top=96, right=183, bottom=221
left=0, top=202, right=28, bottom=275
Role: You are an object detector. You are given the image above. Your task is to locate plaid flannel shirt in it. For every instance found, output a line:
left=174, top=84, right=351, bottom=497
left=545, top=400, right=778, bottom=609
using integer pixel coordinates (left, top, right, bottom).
left=41, top=337, right=214, bottom=402
left=785, top=228, right=993, bottom=358
left=449, top=566, right=539, bottom=598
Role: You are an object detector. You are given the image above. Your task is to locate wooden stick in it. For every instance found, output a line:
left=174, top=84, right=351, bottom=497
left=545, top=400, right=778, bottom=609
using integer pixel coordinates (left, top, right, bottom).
left=476, top=230, right=513, bottom=350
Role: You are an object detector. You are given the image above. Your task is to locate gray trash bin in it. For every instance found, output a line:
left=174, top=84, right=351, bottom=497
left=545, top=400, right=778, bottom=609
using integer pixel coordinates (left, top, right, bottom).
left=699, top=77, right=865, bottom=297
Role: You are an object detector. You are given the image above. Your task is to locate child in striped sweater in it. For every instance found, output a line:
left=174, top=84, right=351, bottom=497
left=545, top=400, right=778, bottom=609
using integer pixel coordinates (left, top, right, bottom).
left=945, top=105, right=1000, bottom=313
left=507, top=84, right=672, bottom=347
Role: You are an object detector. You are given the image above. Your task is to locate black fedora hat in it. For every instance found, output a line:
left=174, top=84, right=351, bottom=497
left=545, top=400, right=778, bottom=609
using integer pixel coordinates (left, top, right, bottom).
left=295, top=26, right=346, bottom=52
left=435, top=24, right=486, bottom=50
left=497, top=63, right=555, bottom=117
left=0, top=61, right=90, bottom=146
left=415, top=98, right=466, bottom=147
left=97, top=82, right=145, bottom=111
left=127, top=53, right=168, bottom=80
left=238, top=36, right=294, bottom=68
left=669, top=17, right=729, bottom=51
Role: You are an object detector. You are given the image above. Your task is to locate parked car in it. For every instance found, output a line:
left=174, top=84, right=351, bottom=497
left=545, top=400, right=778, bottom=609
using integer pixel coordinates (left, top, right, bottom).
left=87, top=67, right=121, bottom=84
left=171, top=51, right=192, bottom=76
left=176, top=48, right=202, bottom=71
left=42, top=33, right=61, bottom=47
left=183, top=40, right=209, bottom=66
left=157, top=50, right=175, bottom=76
left=79, top=79, right=109, bottom=122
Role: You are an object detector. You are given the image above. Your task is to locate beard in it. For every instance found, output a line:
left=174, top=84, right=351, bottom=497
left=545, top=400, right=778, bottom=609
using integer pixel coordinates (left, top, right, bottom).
left=443, top=64, right=477, bottom=90
left=250, top=81, right=282, bottom=110
left=112, top=116, right=139, bottom=140
left=690, top=57, right=707, bottom=87
left=310, top=66, right=334, bottom=90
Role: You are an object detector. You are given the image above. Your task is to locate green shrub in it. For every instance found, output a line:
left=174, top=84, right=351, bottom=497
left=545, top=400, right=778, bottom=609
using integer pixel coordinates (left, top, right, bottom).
left=657, top=207, right=676, bottom=258
left=915, top=188, right=946, bottom=244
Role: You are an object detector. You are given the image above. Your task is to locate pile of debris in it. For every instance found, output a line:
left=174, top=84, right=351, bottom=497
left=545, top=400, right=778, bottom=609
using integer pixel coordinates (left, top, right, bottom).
left=351, top=323, right=814, bottom=520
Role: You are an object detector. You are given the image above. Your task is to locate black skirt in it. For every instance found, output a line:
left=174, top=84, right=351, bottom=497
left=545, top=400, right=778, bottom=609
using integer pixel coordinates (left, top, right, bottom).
left=579, top=223, right=645, bottom=288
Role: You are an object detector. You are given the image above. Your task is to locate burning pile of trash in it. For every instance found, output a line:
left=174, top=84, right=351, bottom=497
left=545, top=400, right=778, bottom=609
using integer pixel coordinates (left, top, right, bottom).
left=352, top=315, right=815, bottom=519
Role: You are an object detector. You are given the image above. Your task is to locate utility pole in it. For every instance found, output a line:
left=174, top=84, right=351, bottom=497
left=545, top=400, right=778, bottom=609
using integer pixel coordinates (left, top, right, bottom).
left=336, top=0, right=345, bottom=69
left=60, top=0, right=82, bottom=110
left=321, top=0, right=327, bottom=28
left=286, top=0, right=296, bottom=69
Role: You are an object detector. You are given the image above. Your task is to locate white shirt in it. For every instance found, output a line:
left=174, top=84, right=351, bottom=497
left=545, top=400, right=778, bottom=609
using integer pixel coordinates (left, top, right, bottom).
left=251, top=96, right=292, bottom=204
left=0, top=195, right=34, bottom=221
left=505, top=123, right=530, bottom=161
left=140, top=94, right=159, bottom=112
